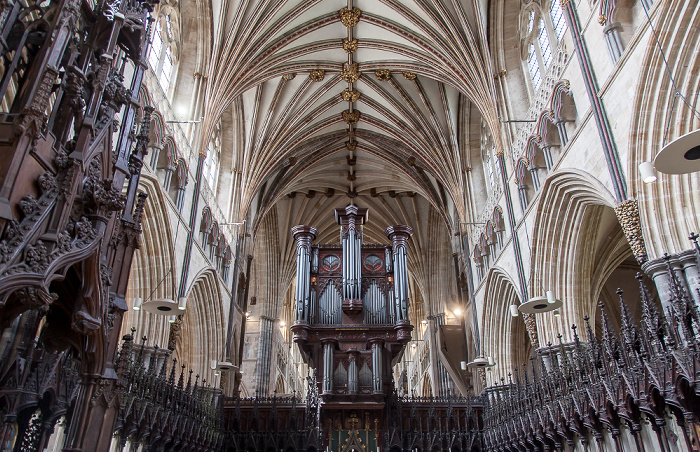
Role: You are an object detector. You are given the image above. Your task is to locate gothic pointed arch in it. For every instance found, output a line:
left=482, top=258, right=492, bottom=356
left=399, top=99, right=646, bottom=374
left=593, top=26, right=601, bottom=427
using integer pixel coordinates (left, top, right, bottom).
left=529, top=169, right=617, bottom=343
left=175, top=268, right=226, bottom=383
left=628, top=0, right=700, bottom=258
left=480, top=267, right=531, bottom=383
left=122, top=177, right=178, bottom=348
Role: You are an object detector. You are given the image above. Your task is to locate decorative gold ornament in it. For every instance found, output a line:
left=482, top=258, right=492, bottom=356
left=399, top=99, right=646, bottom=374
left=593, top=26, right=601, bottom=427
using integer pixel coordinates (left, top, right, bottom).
left=347, top=173, right=356, bottom=181
left=342, top=109, right=361, bottom=125
left=560, top=0, right=571, bottom=6
left=283, top=73, right=296, bottom=80
left=341, top=62, right=361, bottom=83
left=614, top=199, right=648, bottom=262
left=342, top=38, right=358, bottom=53
left=341, top=88, right=361, bottom=102
left=339, top=7, right=362, bottom=27
left=402, top=71, right=417, bottom=81
left=347, top=129, right=356, bottom=137
left=346, top=141, right=357, bottom=151
left=309, top=70, right=325, bottom=82
left=375, top=69, right=391, bottom=81
left=598, top=14, right=607, bottom=25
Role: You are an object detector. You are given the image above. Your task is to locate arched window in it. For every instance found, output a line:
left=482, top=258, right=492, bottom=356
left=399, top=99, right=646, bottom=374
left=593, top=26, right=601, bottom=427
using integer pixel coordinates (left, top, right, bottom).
left=521, top=3, right=568, bottom=94
left=148, top=12, right=179, bottom=92
left=550, top=0, right=568, bottom=42
left=480, top=122, right=498, bottom=190
left=203, top=120, right=222, bottom=191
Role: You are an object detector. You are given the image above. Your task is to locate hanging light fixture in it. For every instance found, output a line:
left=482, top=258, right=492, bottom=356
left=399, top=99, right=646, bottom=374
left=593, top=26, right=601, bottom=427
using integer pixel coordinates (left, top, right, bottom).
left=216, top=361, right=237, bottom=371
left=654, top=129, right=700, bottom=174
left=178, top=297, right=187, bottom=311
left=168, top=315, right=176, bottom=323
left=210, top=360, right=217, bottom=370
left=466, top=355, right=496, bottom=369
left=142, top=298, right=180, bottom=315
left=133, top=297, right=142, bottom=311
left=519, top=291, right=562, bottom=314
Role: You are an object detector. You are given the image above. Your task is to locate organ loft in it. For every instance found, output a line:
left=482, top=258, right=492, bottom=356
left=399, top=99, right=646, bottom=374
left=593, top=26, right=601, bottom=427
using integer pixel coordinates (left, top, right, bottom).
left=292, top=205, right=413, bottom=401
left=291, top=206, right=413, bottom=447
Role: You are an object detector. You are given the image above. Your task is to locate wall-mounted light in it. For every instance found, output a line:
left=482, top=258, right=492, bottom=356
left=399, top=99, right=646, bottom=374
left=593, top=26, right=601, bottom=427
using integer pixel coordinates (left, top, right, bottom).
left=553, top=308, right=561, bottom=317
left=178, top=297, right=187, bottom=311
left=168, top=315, right=176, bottom=323
left=460, top=361, right=467, bottom=371
left=244, top=311, right=250, bottom=318
left=133, top=297, right=142, bottom=311
left=638, top=161, right=657, bottom=184
left=210, top=360, right=217, bottom=370
left=280, top=321, right=286, bottom=327
left=453, top=308, right=463, bottom=316
left=546, top=290, right=557, bottom=304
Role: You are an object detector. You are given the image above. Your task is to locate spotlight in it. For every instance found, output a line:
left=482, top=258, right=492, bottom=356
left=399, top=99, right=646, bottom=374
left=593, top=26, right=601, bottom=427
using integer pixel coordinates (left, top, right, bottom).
left=133, top=297, right=142, bottom=311
left=638, top=161, right=657, bottom=183
left=178, top=297, right=187, bottom=311
left=510, top=304, right=519, bottom=317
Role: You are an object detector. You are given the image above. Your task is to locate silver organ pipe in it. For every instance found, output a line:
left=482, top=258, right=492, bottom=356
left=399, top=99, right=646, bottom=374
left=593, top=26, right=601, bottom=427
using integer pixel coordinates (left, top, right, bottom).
left=291, top=226, right=317, bottom=323
left=362, top=281, right=386, bottom=324
left=319, top=284, right=341, bottom=324
left=386, top=226, right=413, bottom=323
left=348, top=354, right=358, bottom=393
left=372, top=342, right=383, bottom=393
left=323, top=342, right=334, bottom=394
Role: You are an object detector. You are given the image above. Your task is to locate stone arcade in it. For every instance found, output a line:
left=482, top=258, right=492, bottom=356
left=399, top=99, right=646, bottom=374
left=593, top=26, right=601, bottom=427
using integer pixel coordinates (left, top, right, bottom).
left=0, top=0, right=700, bottom=451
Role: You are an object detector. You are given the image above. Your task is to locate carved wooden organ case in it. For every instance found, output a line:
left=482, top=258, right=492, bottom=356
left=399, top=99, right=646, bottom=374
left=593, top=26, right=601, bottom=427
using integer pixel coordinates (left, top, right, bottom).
left=291, top=205, right=413, bottom=403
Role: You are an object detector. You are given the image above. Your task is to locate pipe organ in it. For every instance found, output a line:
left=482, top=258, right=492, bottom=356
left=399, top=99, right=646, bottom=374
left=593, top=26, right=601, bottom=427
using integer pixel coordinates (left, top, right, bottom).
left=291, top=205, right=413, bottom=410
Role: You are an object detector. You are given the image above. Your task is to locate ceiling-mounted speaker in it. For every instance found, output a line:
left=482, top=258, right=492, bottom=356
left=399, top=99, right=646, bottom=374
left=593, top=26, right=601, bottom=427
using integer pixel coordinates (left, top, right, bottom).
left=654, top=128, right=700, bottom=174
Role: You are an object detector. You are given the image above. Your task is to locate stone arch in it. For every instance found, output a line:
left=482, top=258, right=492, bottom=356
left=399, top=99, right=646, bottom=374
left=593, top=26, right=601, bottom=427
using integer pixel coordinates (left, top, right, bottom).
left=176, top=268, right=225, bottom=384
left=122, top=178, right=178, bottom=348
left=529, top=170, right=617, bottom=343
left=480, top=267, right=529, bottom=383
left=628, top=1, right=700, bottom=258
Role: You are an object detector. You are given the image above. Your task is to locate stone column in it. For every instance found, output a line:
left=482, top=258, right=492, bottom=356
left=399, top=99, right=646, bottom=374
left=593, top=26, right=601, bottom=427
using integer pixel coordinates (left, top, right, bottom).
left=148, top=142, right=163, bottom=169
left=603, top=22, right=624, bottom=64
left=175, top=185, right=186, bottom=212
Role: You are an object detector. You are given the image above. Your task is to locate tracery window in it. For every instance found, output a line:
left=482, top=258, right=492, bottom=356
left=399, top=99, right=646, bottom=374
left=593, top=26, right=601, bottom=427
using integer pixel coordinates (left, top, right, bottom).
left=148, top=13, right=179, bottom=92
left=521, top=2, right=568, bottom=95
left=550, top=0, right=568, bottom=41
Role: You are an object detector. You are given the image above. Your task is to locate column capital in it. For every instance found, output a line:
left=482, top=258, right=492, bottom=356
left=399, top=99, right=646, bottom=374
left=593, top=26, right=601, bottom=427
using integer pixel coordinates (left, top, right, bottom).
left=291, top=225, right=318, bottom=242
left=385, top=225, right=413, bottom=244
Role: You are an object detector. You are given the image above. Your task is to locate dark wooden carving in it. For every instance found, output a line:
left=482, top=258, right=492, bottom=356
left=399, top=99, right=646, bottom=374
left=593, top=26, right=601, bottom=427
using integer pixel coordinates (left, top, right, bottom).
left=0, top=0, right=157, bottom=450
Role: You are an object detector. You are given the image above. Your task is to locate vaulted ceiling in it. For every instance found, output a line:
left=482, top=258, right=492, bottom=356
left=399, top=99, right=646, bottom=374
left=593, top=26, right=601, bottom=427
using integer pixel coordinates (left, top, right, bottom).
left=199, top=0, right=501, bottom=235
